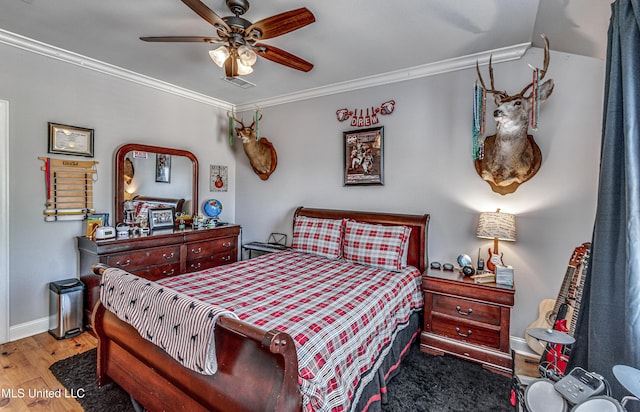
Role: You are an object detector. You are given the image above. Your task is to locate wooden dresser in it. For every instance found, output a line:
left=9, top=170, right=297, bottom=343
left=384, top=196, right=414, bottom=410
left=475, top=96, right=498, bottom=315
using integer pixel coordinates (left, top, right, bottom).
left=420, top=269, right=515, bottom=376
left=77, top=225, right=240, bottom=280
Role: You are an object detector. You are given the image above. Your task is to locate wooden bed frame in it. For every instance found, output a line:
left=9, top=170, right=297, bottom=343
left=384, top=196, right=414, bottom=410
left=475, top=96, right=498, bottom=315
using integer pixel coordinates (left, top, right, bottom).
left=91, top=207, right=430, bottom=412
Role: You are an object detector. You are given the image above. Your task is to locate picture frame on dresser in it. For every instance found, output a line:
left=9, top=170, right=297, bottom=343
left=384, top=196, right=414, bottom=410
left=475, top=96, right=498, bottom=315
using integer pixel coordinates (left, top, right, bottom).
left=343, top=126, right=384, bottom=186
left=148, top=207, right=174, bottom=230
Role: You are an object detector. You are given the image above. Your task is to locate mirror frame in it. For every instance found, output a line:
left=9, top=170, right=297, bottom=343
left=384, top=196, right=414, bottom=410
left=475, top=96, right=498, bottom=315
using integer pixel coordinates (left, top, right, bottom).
left=114, top=143, right=199, bottom=225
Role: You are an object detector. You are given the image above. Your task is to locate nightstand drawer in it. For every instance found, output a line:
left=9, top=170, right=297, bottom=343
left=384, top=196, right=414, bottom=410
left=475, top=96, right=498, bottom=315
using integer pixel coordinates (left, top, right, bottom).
left=430, top=314, right=501, bottom=349
left=431, top=294, right=501, bottom=326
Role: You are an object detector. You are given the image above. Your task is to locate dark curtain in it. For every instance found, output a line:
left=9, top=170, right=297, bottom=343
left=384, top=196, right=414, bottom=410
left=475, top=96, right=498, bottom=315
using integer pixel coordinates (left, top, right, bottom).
left=568, top=0, right=640, bottom=401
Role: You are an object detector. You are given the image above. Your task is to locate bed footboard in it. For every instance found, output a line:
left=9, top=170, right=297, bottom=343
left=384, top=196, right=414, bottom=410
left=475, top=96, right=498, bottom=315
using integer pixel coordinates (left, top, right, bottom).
left=91, top=274, right=301, bottom=412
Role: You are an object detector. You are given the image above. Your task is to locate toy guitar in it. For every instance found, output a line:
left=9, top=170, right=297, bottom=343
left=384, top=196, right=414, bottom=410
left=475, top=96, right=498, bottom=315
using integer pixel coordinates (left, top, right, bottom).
left=486, top=247, right=504, bottom=272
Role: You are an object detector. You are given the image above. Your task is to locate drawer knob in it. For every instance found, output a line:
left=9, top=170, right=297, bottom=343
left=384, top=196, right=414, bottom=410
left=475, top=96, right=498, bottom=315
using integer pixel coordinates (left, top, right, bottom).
left=190, top=262, right=201, bottom=270
left=163, top=252, right=175, bottom=260
left=163, top=269, right=175, bottom=276
left=221, top=255, right=231, bottom=261
left=191, top=247, right=202, bottom=254
left=116, top=259, right=131, bottom=267
left=455, top=327, right=472, bottom=338
left=222, top=241, right=233, bottom=248
left=456, top=305, right=473, bottom=316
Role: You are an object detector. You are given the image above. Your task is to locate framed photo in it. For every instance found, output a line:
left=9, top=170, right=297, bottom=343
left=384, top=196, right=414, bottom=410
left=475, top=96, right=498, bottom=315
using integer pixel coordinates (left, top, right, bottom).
left=48, top=122, right=94, bottom=157
left=91, top=212, right=109, bottom=227
left=148, top=207, right=175, bottom=230
left=156, top=154, right=171, bottom=183
left=343, top=126, right=384, bottom=185
left=210, top=165, right=228, bottom=192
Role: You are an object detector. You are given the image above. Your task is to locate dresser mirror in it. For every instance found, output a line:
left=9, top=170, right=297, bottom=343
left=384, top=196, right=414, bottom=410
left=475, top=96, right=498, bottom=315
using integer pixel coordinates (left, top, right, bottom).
left=114, top=144, right=199, bottom=224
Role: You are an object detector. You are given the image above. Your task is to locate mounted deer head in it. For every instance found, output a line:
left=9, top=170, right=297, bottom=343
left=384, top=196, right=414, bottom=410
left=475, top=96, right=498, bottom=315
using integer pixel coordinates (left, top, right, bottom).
left=475, top=35, right=554, bottom=195
left=229, top=112, right=277, bottom=180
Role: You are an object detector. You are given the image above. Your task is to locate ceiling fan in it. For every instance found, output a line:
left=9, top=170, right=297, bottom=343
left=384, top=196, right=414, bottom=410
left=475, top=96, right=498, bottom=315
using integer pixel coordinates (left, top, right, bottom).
left=140, top=0, right=315, bottom=77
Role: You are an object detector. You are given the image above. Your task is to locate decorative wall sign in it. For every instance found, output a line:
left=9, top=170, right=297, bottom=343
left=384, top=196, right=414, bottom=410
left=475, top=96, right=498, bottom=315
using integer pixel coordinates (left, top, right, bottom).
left=210, top=165, right=228, bottom=192
left=343, top=127, right=384, bottom=186
left=336, top=100, right=395, bottom=127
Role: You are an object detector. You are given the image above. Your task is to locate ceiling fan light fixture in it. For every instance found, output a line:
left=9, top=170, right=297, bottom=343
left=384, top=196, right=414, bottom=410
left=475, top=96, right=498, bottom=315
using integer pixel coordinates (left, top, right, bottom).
left=237, top=45, right=257, bottom=66
left=235, top=58, right=254, bottom=75
left=209, top=46, right=230, bottom=67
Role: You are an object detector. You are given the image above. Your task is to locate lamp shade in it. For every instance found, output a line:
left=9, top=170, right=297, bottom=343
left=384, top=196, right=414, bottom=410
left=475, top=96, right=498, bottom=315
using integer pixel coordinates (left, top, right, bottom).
left=476, top=209, right=517, bottom=242
left=209, top=46, right=230, bottom=67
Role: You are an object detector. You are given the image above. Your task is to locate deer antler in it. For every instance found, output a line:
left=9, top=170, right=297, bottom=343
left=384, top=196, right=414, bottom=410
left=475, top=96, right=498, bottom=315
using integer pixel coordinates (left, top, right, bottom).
left=248, top=110, right=263, bottom=129
left=227, top=111, right=245, bottom=128
left=518, top=34, right=550, bottom=97
left=476, top=55, right=508, bottom=104
left=476, top=34, right=550, bottom=102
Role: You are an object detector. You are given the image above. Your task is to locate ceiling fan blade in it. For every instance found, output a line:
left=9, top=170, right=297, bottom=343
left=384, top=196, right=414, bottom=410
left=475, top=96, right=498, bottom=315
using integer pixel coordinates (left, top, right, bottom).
left=181, top=0, right=231, bottom=32
left=247, top=8, right=315, bottom=40
left=256, top=43, right=313, bottom=72
left=140, top=36, right=220, bottom=43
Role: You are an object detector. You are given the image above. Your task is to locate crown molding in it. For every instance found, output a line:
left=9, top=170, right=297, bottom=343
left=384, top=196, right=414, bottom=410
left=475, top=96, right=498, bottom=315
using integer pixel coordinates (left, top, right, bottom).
left=0, top=29, right=233, bottom=110
left=0, top=29, right=528, bottom=112
left=235, top=43, right=530, bottom=111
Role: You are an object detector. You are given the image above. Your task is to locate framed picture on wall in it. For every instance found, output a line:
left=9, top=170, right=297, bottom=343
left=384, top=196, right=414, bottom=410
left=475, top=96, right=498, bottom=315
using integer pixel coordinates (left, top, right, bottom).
left=48, top=122, right=94, bottom=157
left=155, top=154, right=171, bottom=183
left=343, top=126, right=384, bottom=186
left=210, top=165, right=228, bottom=192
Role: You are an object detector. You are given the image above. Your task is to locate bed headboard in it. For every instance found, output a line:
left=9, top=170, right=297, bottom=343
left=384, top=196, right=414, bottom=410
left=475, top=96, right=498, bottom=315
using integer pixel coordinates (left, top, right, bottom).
left=294, top=207, right=430, bottom=273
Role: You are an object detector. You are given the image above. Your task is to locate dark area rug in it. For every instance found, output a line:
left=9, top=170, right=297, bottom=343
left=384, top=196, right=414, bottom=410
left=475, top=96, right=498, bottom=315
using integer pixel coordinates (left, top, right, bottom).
left=381, top=343, right=513, bottom=411
left=50, top=343, right=513, bottom=411
left=49, top=348, right=135, bottom=412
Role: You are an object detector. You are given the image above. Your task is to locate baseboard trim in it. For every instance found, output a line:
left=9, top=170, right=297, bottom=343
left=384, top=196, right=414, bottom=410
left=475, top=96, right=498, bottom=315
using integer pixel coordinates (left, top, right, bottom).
left=9, top=316, right=49, bottom=342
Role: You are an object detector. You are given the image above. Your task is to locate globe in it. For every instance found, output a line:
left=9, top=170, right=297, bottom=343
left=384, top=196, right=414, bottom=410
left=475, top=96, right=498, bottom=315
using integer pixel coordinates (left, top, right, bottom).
left=203, top=199, right=223, bottom=219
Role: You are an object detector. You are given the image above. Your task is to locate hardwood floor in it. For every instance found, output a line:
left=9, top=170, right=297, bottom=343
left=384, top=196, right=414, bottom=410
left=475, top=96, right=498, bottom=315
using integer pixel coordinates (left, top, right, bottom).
left=0, top=331, right=97, bottom=411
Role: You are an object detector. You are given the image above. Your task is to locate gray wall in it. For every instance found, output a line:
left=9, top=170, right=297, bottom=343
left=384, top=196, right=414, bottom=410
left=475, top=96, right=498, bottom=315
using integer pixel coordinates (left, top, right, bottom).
left=0, top=43, right=236, bottom=337
left=1, top=41, right=604, bottom=342
left=235, top=48, right=604, bottom=339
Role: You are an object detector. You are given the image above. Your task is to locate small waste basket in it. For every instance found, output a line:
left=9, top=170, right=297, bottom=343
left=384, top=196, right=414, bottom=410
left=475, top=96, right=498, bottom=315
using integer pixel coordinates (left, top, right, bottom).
left=49, top=278, right=85, bottom=339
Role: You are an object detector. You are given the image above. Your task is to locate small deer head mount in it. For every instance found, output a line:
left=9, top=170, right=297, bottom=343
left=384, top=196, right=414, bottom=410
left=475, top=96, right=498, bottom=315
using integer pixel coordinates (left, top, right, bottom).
left=228, top=112, right=277, bottom=180
left=474, top=35, right=554, bottom=195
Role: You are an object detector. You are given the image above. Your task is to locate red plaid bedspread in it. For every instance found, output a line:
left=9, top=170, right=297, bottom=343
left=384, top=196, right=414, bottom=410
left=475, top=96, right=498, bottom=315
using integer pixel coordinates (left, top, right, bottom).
left=158, top=249, right=423, bottom=412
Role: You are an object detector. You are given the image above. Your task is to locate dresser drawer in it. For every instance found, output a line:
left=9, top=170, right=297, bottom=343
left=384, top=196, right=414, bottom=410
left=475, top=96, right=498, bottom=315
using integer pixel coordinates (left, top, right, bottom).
left=430, top=313, right=501, bottom=349
left=431, top=294, right=501, bottom=326
left=131, top=263, right=181, bottom=281
left=105, top=245, right=180, bottom=270
left=186, top=251, right=236, bottom=273
left=186, top=237, right=236, bottom=260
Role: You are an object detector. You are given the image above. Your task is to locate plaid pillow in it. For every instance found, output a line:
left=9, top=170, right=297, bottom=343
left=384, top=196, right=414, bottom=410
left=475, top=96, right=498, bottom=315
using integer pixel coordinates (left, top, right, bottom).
left=343, top=220, right=412, bottom=271
left=292, top=216, right=345, bottom=259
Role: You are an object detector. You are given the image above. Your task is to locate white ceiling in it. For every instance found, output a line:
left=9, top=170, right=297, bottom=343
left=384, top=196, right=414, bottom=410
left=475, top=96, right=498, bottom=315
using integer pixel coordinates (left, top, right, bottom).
left=0, top=0, right=612, bottom=108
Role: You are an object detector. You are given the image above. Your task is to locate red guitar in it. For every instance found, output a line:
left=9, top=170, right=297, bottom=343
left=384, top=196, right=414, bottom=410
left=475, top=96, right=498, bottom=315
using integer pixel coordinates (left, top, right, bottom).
left=486, top=247, right=504, bottom=271
left=542, top=243, right=591, bottom=375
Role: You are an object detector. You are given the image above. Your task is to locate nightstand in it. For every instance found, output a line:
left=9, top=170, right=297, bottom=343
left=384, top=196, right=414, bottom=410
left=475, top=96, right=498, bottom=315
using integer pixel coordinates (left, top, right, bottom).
left=242, top=242, right=290, bottom=259
left=420, top=269, right=515, bottom=376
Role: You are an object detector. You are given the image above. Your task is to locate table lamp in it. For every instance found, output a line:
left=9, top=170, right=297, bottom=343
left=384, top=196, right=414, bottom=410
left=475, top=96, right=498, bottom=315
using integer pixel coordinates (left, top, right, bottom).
left=476, top=209, right=517, bottom=271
